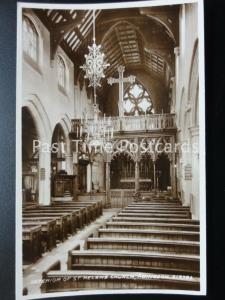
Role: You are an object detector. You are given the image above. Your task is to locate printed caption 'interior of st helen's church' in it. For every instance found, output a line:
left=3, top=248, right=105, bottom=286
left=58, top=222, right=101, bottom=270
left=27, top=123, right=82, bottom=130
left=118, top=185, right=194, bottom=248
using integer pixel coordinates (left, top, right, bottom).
left=21, top=3, right=200, bottom=295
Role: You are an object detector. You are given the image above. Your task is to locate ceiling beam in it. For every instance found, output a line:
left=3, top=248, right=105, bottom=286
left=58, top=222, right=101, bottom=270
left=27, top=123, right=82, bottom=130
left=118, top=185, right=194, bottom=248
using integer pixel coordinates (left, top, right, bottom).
left=50, top=10, right=85, bottom=60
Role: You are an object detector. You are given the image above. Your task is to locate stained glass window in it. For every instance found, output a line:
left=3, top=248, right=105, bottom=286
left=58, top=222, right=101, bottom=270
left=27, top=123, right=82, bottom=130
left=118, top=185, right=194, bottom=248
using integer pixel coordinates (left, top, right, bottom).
left=23, top=16, right=38, bottom=62
left=57, top=56, right=66, bottom=88
left=123, top=83, right=154, bottom=116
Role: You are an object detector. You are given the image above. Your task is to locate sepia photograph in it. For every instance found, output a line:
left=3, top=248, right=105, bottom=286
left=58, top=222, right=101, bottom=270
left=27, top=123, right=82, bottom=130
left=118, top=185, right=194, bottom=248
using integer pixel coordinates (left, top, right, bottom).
left=16, top=0, right=206, bottom=299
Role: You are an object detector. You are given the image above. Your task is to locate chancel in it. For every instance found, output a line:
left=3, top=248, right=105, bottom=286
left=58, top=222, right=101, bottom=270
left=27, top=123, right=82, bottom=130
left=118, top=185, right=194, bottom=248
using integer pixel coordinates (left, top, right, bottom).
left=21, top=2, right=201, bottom=296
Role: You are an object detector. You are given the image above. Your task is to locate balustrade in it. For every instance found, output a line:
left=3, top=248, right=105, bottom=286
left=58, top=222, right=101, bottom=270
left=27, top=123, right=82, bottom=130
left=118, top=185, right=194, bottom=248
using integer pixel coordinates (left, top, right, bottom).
left=71, top=114, right=176, bottom=135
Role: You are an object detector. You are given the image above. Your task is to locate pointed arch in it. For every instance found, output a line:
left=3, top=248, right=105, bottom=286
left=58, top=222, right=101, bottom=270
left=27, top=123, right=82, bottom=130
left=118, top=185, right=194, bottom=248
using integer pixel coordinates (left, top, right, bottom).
left=53, top=113, right=72, bottom=154
left=23, top=94, right=52, bottom=143
left=57, top=113, right=71, bottom=137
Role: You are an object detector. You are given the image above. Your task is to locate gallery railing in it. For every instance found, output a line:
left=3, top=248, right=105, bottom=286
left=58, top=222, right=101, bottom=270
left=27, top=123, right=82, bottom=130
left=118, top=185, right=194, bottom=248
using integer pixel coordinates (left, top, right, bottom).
left=71, top=114, right=176, bottom=136
left=110, top=114, right=176, bottom=132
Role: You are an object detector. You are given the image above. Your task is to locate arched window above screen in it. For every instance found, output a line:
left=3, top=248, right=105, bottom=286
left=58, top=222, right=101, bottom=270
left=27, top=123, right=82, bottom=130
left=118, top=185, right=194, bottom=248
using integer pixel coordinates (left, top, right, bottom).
left=123, top=83, right=154, bottom=116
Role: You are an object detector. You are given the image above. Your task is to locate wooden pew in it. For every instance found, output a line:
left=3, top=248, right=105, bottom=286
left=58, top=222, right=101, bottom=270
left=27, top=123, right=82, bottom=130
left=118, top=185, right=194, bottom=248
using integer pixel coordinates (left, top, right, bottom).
left=60, top=204, right=91, bottom=225
left=67, top=250, right=200, bottom=276
left=67, top=201, right=100, bottom=219
left=76, top=201, right=100, bottom=219
left=40, top=198, right=200, bottom=293
left=23, top=224, right=42, bottom=263
left=105, top=221, right=200, bottom=232
left=77, top=200, right=103, bottom=216
left=117, top=212, right=190, bottom=219
left=46, top=205, right=83, bottom=229
left=98, top=228, right=200, bottom=242
left=23, top=212, right=68, bottom=241
left=63, top=200, right=102, bottom=218
left=41, top=270, right=200, bottom=292
left=23, top=219, right=57, bottom=251
left=134, top=200, right=181, bottom=205
left=53, top=200, right=103, bottom=218
left=74, top=203, right=99, bottom=222
left=122, top=209, right=190, bottom=218
left=24, top=207, right=81, bottom=234
left=126, top=205, right=191, bottom=211
left=112, top=216, right=200, bottom=225
left=51, top=203, right=94, bottom=226
left=86, top=237, right=200, bottom=255
left=23, top=216, right=63, bottom=244
left=126, top=203, right=190, bottom=210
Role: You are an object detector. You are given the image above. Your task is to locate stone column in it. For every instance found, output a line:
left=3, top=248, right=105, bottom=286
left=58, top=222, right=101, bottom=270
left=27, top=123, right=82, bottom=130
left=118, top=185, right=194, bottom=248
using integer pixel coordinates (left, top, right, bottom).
left=38, top=150, right=51, bottom=206
left=64, top=138, right=73, bottom=175
left=105, top=160, right=111, bottom=207
left=153, top=160, right=156, bottom=191
left=57, top=159, right=65, bottom=172
left=190, top=126, right=199, bottom=219
left=169, top=158, right=175, bottom=197
left=168, top=137, right=176, bottom=198
left=86, top=163, right=92, bottom=193
left=170, top=77, right=176, bottom=113
left=134, top=137, right=140, bottom=192
left=135, top=160, right=139, bottom=192
left=174, top=47, right=180, bottom=100
left=72, top=152, right=79, bottom=199
left=72, top=163, right=78, bottom=200
left=65, top=154, right=73, bottom=175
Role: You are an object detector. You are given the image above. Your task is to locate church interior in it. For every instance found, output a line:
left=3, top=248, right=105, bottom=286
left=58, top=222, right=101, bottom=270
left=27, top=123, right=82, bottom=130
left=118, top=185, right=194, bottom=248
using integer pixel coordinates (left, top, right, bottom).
left=21, top=2, right=200, bottom=295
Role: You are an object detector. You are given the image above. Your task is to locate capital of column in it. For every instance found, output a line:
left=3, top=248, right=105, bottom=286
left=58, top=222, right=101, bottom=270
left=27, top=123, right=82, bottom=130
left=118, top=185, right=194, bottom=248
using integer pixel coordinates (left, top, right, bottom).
left=174, top=47, right=180, bottom=57
left=134, top=157, right=141, bottom=164
left=105, top=153, right=112, bottom=163
left=170, top=77, right=175, bottom=87
left=170, top=76, right=175, bottom=82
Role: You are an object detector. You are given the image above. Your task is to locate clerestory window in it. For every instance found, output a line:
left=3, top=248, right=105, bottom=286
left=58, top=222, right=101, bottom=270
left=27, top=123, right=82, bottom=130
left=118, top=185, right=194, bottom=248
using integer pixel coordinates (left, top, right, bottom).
left=57, top=56, right=66, bottom=89
left=23, top=16, right=38, bottom=62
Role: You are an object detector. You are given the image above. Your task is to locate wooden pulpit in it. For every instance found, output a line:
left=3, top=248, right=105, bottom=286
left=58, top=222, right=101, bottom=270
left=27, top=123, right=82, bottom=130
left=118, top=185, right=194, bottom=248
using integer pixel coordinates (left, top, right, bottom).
left=52, top=173, right=76, bottom=198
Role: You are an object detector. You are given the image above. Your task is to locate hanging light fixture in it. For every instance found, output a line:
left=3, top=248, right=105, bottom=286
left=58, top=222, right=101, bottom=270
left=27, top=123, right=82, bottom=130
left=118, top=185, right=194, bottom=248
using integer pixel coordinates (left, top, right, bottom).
left=79, top=10, right=113, bottom=147
left=80, top=10, right=109, bottom=105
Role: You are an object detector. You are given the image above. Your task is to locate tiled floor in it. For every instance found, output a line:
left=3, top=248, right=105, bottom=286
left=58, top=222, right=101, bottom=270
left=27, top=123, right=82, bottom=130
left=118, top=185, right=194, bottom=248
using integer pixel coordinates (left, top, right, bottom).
left=23, top=209, right=118, bottom=295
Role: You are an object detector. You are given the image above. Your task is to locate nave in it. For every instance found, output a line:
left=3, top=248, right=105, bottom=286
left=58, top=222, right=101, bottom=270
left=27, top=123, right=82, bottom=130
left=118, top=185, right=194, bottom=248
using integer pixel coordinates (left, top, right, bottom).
left=23, top=193, right=200, bottom=295
left=21, top=3, right=201, bottom=295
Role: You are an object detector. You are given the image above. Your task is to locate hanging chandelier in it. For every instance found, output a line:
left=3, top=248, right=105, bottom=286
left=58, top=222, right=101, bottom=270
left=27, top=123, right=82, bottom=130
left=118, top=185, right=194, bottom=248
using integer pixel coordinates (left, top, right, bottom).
left=81, top=105, right=114, bottom=147
left=80, top=43, right=109, bottom=89
left=79, top=10, right=113, bottom=147
left=80, top=10, right=109, bottom=91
